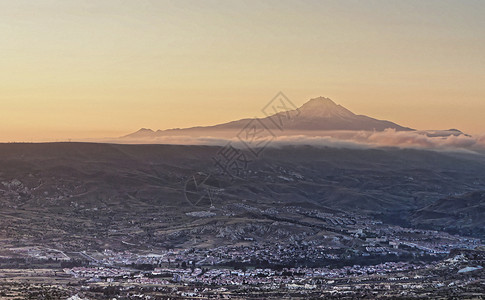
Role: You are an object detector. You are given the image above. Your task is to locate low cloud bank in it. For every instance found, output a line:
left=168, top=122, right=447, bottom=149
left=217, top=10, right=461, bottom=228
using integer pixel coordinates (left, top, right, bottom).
left=261, top=130, right=485, bottom=153
left=106, top=129, right=485, bottom=153
left=362, top=129, right=481, bottom=149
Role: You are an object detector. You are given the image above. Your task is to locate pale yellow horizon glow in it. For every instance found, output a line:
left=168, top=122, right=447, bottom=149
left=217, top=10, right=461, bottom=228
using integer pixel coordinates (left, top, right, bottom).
left=1, top=0, right=485, bottom=142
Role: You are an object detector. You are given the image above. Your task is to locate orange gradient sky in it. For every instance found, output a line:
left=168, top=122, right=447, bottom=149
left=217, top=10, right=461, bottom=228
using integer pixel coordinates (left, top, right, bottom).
left=1, top=0, right=485, bottom=142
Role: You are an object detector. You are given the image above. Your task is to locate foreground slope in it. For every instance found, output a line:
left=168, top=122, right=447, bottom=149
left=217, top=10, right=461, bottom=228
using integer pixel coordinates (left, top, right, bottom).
left=0, top=142, right=484, bottom=252
left=412, top=191, right=485, bottom=236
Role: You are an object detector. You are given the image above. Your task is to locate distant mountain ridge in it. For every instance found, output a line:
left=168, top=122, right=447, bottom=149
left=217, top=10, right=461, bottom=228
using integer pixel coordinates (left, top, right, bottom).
left=123, top=97, right=413, bottom=139
left=278, top=97, right=413, bottom=131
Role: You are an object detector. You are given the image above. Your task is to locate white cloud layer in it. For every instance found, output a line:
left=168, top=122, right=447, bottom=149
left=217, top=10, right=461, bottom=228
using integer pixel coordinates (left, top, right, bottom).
left=99, top=129, right=485, bottom=154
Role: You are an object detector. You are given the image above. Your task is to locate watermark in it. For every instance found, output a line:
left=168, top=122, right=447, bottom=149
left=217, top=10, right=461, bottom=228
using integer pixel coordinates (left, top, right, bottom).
left=213, top=143, right=252, bottom=179
left=261, top=91, right=300, bottom=130
left=183, top=172, right=222, bottom=208
left=183, top=92, right=298, bottom=207
left=236, top=118, right=275, bottom=157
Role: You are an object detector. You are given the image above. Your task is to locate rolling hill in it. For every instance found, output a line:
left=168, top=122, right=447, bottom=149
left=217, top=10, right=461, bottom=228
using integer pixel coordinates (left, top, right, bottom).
left=0, top=142, right=484, bottom=253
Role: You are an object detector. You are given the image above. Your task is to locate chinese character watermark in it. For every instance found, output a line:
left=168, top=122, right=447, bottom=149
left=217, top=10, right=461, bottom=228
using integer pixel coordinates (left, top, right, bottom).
left=236, top=118, right=275, bottom=157
left=183, top=92, right=297, bottom=207
left=261, top=91, right=300, bottom=130
left=213, top=143, right=252, bottom=179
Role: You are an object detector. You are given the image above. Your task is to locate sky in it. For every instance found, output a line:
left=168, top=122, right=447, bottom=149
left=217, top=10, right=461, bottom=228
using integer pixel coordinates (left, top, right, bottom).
left=1, top=0, right=484, bottom=142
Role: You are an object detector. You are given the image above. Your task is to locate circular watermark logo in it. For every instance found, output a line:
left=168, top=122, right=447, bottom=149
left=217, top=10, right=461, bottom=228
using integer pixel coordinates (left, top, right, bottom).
left=183, top=172, right=222, bottom=207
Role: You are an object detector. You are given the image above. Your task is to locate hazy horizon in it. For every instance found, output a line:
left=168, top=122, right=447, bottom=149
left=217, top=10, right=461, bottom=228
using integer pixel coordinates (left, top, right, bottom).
left=1, top=0, right=485, bottom=142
